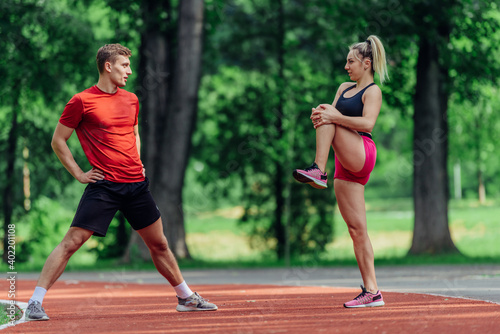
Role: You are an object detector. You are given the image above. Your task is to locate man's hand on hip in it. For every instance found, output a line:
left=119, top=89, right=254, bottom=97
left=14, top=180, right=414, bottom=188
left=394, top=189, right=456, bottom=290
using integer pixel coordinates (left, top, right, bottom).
left=77, top=168, right=105, bottom=184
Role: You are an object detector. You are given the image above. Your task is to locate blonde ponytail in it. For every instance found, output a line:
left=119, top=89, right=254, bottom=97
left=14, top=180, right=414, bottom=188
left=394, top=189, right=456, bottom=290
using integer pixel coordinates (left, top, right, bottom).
left=349, top=35, right=389, bottom=84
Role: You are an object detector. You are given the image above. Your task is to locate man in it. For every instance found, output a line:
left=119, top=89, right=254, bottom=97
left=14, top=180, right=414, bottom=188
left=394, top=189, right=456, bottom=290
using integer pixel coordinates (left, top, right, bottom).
left=25, top=44, right=217, bottom=321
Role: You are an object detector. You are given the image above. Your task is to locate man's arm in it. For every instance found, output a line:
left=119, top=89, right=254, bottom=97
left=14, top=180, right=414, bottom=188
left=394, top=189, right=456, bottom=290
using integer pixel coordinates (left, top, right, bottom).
left=134, top=124, right=141, bottom=158
left=134, top=124, right=146, bottom=177
left=51, top=122, right=104, bottom=184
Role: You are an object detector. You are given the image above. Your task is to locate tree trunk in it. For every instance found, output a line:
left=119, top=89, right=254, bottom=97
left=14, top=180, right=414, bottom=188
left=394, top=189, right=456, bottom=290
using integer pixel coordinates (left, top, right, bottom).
left=474, top=118, right=486, bottom=204
left=409, top=36, right=457, bottom=255
left=122, top=0, right=172, bottom=262
left=273, top=0, right=286, bottom=260
left=478, top=170, right=486, bottom=204
left=123, top=0, right=203, bottom=261
left=138, top=31, right=170, bottom=185
left=154, top=0, right=205, bottom=258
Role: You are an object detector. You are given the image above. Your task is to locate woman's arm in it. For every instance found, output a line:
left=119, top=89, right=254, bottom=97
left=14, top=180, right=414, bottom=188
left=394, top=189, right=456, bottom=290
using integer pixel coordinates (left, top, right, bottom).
left=310, top=82, right=350, bottom=127
left=311, top=85, right=382, bottom=133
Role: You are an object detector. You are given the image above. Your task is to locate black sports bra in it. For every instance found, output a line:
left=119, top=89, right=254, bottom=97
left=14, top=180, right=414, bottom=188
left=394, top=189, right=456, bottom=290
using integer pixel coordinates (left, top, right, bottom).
left=335, top=83, right=376, bottom=117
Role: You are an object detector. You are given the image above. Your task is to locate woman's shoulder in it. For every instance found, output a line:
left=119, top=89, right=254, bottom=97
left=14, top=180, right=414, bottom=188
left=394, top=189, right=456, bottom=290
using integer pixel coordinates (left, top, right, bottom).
left=339, top=82, right=356, bottom=90
left=365, top=83, right=382, bottom=96
left=336, top=82, right=356, bottom=95
left=363, top=83, right=382, bottom=104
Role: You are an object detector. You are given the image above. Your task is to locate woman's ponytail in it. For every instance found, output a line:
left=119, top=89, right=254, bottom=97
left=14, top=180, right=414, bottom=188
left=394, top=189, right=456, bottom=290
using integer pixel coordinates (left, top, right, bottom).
left=350, top=35, right=389, bottom=84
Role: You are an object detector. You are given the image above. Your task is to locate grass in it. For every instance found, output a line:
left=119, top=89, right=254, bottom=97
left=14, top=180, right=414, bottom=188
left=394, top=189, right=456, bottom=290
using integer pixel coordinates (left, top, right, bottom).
left=3, top=198, right=500, bottom=274
left=181, top=197, right=500, bottom=266
left=0, top=303, right=23, bottom=326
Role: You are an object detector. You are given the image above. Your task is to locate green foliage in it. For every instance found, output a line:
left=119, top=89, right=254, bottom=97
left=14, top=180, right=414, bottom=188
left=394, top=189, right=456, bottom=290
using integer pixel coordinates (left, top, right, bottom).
left=182, top=197, right=500, bottom=266
left=0, top=0, right=140, bottom=262
left=15, top=188, right=123, bottom=266
left=0, top=0, right=97, bottom=260
left=189, top=0, right=500, bottom=259
left=193, top=62, right=334, bottom=258
left=192, top=59, right=339, bottom=258
left=448, top=86, right=500, bottom=198
left=16, top=196, right=74, bottom=264
left=1, top=0, right=500, bottom=264
left=445, top=3, right=500, bottom=199
left=195, top=0, right=349, bottom=259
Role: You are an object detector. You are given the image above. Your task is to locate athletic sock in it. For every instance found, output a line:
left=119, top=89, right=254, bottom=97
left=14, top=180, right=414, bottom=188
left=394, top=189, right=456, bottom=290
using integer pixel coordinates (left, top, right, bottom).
left=29, top=286, right=47, bottom=305
left=173, top=281, right=193, bottom=299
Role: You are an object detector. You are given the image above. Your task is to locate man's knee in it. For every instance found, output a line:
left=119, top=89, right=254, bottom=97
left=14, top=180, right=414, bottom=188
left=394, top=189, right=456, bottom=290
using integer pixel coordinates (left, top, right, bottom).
left=147, top=236, right=170, bottom=254
left=60, top=228, right=91, bottom=255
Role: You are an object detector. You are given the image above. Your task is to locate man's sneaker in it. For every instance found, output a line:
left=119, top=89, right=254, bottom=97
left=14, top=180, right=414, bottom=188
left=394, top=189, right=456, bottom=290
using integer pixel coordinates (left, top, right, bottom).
left=176, top=292, right=218, bottom=312
left=293, top=162, right=328, bottom=189
left=344, top=285, right=385, bottom=308
left=25, top=301, right=50, bottom=321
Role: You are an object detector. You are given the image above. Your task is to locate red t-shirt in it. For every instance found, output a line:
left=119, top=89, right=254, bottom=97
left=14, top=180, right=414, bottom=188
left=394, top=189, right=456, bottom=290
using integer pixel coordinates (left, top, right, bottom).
left=59, top=85, right=145, bottom=183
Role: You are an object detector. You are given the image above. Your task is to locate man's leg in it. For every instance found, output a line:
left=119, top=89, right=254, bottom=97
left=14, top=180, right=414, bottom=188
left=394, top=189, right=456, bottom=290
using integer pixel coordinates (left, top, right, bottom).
left=136, top=218, right=184, bottom=286
left=26, top=227, right=93, bottom=320
left=136, top=218, right=217, bottom=311
left=37, top=227, right=94, bottom=289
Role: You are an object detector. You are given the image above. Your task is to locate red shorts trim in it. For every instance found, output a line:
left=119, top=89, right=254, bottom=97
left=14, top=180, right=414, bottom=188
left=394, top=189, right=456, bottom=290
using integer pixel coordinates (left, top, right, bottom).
left=334, top=136, right=377, bottom=186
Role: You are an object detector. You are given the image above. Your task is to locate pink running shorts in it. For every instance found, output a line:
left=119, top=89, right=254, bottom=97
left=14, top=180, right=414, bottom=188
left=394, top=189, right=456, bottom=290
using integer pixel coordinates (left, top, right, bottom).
left=334, top=136, right=377, bottom=186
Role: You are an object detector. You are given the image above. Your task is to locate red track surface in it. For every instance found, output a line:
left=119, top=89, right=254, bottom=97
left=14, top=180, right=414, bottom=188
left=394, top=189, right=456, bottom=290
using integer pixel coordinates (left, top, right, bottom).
left=2, top=280, right=499, bottom=333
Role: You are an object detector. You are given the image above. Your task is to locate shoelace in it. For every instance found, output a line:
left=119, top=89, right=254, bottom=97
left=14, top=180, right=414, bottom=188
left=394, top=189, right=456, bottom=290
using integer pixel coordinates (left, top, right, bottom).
left=354, top=286, right=369, bottom=300
left=192, top=292, right=208, bottom=304
left=304, top=163, right=320, bottom=172
left=28, top=302, right=44, bottom=313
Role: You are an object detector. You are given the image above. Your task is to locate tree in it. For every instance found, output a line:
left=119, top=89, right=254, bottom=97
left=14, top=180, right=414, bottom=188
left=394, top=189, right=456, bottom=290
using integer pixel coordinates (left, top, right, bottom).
left=120, top=0, right=174, bottom=261
left=410, top=16, right=457, bottom=254
left=156, top=0, right=205, bottom=258
left=122, top=0, right=205, bottom=260
left=448, top=86, right=500, bottom=202
left=447, top=5, right=500, bottom=202
left=408, top=0, right=500, bottom=254
left=0, top=0, right=96, bottom=261
left=191, top=0, right=352, bottom=260
left=370, top=0, right=500, bottom=254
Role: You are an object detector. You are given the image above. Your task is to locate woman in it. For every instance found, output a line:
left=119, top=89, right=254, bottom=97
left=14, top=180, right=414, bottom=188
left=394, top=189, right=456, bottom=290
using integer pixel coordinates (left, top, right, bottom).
left=293, top=35, right=388, bottom=308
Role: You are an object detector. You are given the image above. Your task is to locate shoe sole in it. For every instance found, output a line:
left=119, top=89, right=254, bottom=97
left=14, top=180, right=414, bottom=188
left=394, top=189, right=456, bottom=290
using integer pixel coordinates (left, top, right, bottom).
left=343, top=301, right=385, bottom=308
left=293, top=171, right=327, bottom=189
left=26, top=316, right=50, bottom=321
left=293, top=170, right=309, bottom=183
left=176, top=305, right=218, bottom=312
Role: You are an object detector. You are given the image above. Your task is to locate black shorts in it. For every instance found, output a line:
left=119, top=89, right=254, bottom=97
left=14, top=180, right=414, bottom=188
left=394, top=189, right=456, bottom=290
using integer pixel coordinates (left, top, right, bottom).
left=71, top=177, right=161, bottom=237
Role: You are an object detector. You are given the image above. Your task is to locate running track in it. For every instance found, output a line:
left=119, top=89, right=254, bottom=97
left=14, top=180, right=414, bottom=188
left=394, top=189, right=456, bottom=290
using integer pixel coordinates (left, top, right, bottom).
left=2, top=265, right=500, bottom=333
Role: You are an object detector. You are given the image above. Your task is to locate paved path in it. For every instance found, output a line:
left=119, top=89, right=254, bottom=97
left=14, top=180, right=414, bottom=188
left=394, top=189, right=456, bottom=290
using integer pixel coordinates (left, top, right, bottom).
left=17, top=264, right=500, bottom=304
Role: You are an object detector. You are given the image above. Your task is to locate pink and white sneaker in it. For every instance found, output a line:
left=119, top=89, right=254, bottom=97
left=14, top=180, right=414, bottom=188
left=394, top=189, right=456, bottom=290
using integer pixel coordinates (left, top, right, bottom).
left=293, top=162, right=328, bottom=189
left=344, top=285, right=385, bottom=308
